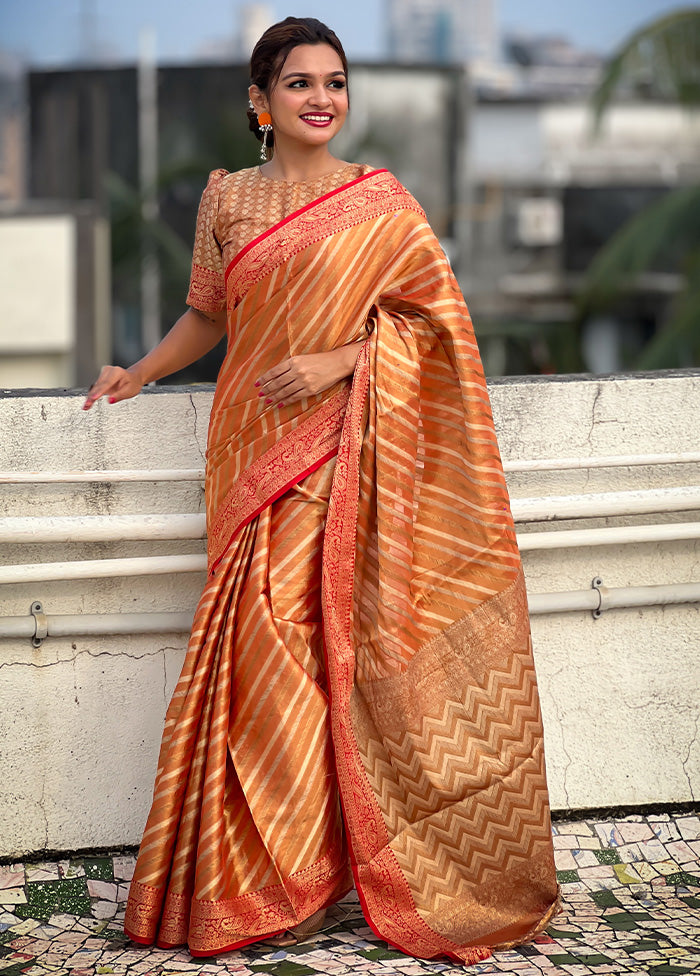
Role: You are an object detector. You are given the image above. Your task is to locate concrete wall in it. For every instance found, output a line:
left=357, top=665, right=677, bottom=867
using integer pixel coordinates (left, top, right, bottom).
left=1, top=372, right=699, bottom=857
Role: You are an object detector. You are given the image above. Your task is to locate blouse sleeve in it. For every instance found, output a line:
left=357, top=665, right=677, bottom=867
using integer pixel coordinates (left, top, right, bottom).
left=186, top=168, right=228, bottom=313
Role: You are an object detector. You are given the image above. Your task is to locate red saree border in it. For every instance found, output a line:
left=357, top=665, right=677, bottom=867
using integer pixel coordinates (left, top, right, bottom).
left=224, top=169, right=389, bottom=283
left=208, top=385, right=351, bottom=573
left=322, top=344, right=481, bottom=962
left=224, top=169, right=425, bottom=307
left=125, top=847, right=352, bottom=955
left=321, top=345, right=552, bottom=965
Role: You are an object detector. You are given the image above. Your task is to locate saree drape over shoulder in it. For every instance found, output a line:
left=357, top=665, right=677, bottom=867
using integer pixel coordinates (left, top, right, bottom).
left=124, top=166, right=559, bottom=965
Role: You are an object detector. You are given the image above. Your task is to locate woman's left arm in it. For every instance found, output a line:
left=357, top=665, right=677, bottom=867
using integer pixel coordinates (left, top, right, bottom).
left=256, top=341, right=365, bottom=407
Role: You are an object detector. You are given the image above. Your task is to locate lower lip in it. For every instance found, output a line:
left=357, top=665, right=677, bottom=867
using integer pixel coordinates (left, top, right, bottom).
left=300, top=117, right=333, bottom=128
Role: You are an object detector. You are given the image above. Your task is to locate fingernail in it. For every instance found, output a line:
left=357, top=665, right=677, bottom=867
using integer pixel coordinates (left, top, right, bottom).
left=108, top=397, right=116, bottom=404
left=254, top=381, right=260, bottom=388
left=265, top=398, right=272, bottom=404
left=278, top=402, right=284, bottom=407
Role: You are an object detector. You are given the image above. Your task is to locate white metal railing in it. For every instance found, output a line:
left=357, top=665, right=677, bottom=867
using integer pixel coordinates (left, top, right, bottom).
left=2, top=580, right=700, bottom=641
left=2, top=451, right=700, bottom=483
left=2, top=486, right=700, bottom=547
left=2, top=461, right=699, bottom=627
left=0, top=468, right=205, bottom=484
left=0, top=555, right=207, bottom=585
left=0, top=514, right=205, bottom=544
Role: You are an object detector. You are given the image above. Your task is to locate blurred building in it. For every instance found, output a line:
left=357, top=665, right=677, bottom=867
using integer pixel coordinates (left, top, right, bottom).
left=236, top=4, right=274, bottom=59
left=23, top=60, right=465, bottom=382
left=0, top=51, right=24, bottom=201
left=463, top=97, right=700, bottom=373
left=387, top=0, right=498, bottom=64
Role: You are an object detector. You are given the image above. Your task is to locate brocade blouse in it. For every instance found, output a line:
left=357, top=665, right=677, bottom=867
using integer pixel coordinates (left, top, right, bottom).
left=186, top=163, right=373, bottom=314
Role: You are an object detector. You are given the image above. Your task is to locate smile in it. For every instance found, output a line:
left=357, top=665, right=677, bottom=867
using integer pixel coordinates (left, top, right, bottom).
left=300, top=114, right=334, bottom=127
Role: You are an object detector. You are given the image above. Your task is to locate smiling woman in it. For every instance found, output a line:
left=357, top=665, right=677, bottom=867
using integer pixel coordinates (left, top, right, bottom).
left=83, top=14, right=559, bottom=966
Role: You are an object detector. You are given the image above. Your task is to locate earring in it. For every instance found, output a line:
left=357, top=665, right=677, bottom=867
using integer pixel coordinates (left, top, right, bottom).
left=257, top=111, right=272, bottom=161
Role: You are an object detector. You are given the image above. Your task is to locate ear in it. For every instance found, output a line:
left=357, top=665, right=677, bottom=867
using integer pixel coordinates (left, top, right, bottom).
left=248, top=85, right=269, bottom=115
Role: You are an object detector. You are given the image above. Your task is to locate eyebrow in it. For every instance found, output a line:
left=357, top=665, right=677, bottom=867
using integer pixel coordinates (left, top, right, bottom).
left=281, top=70, right=346, bottom=80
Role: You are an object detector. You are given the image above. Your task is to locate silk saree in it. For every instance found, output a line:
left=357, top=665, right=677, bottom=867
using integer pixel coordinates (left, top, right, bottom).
left=124, top=167, right=559, bottom=964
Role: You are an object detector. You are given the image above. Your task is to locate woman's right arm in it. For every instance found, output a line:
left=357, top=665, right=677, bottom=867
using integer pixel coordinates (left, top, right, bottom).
left=82, top=306, right=227, bottom=410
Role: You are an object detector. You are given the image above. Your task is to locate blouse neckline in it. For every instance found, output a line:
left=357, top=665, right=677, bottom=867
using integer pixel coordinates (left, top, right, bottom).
left=255, top=161, right=359, bottom=186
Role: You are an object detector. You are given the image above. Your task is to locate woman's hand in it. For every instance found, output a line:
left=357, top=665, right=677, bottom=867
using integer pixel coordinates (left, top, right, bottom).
left=82, top=365, right=144, bottom=410
left=256, top=343, right=364, bottom=407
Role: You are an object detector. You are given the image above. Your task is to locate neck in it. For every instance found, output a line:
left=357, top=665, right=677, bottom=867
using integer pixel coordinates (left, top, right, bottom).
left=261, top=141, right=345, bottom=182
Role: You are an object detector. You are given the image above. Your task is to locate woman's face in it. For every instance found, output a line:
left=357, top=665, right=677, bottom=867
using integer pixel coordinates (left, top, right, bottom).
left=252, top=43, right=348, bottom=152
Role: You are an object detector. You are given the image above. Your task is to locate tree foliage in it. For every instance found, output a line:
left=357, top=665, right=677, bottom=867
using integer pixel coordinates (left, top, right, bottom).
left=579, top=7, right=700, bottom=369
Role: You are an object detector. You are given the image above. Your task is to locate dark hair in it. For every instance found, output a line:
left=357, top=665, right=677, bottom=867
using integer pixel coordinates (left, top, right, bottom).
left=247, top=17, right=348, bottom=151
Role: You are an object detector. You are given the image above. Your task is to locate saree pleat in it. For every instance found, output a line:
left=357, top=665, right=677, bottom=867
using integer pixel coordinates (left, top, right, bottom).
left=126, top=463, right=352, bottom=953
left=125, top=168, right=558, bottom=963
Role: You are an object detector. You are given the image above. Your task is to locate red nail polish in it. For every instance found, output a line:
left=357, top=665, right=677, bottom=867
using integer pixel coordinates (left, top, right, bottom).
left=254, top=381, right=260, bottom=388
left=265, top=398, right=272, bottom=404
left=108, top=397, right=116, bottom=404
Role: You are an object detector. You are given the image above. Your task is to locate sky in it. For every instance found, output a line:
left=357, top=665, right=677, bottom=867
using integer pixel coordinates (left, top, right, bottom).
left=0, top=0, right=690, bottom=66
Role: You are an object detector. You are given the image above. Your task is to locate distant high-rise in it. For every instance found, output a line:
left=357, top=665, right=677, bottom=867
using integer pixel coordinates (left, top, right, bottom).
left=237, top=3, right=274, bottom=59
left=387, top=0, right=498, bottom=65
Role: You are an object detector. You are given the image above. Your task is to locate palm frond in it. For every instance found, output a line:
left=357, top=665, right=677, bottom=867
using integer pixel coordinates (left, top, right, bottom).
left=577, top=184, right=700, bottom=311
left=633, top=250, right=700, bottom=368
left=592, top=7, right=700, bottom=127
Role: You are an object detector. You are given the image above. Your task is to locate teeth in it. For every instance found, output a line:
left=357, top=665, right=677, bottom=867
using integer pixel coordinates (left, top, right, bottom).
left=302, top=115, right=332, bottom=121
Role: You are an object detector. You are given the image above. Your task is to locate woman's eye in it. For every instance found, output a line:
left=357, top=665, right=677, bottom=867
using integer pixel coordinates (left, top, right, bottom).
left=329, top=81, right=346, bottom=89
left=289, top=79, right=308, bottom=88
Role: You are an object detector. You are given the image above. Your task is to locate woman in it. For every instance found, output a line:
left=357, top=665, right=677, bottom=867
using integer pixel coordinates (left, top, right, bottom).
left=84, top=17, right=559, bottom=965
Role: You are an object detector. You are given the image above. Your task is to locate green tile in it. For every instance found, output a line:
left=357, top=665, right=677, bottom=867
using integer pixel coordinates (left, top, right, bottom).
left=357, top=946, right=406, bottom=959
left=594, top=848, right=622, bottom=864
left=680, top=895, right=700, bottom=909
left=646, top=966, right=698, bottom=975
left=83, top=857, right=114, bottom=881
left=579, top=954, right=615, bottom=966
left=547, top=954, right=580, bottom=966
left=664, top=872, right=700, bottom=887
left=58, top=877, right=91, bottom=916
left=556, top=870, right=579, bottom=884
left=546, top=926, right=583, bottom=940
left=13, top=881, right=61, bottom=921
left=624, top=939, right=666, bottom=954
left=602, top=911, right=653, bottom=932
left=590, top=890, right=622, bottom=908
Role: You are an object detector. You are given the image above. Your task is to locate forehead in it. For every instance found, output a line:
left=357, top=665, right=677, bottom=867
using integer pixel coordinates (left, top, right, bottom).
left=280, top=43, right=345, bottom=76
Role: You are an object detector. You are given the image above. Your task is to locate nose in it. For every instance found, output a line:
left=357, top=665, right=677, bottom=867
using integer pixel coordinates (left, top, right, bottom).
left=308, top=84, right=332, bottom=107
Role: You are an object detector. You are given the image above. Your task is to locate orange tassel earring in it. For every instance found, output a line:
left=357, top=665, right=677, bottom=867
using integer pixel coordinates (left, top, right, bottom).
left=257, top=112, right=273, bottom=160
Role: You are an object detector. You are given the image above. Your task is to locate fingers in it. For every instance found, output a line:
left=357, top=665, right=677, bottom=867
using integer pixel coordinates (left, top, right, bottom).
left=256, top=359, right=297, bottom=406
left=82, top=366, right=132, bottom=410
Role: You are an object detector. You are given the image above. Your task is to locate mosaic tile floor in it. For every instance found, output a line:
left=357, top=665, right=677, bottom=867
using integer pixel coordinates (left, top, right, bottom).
left=1, top=812, right=699, bottom=976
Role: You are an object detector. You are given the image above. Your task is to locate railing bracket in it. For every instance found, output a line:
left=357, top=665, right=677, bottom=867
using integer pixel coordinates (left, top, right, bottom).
left=591, top=577, right=604, bottom=619
left=30, top=600, right=48, bottom=647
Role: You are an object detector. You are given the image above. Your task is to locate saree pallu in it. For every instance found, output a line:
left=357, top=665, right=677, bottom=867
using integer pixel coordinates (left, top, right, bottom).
left=124, top=169, right=559, bottom=964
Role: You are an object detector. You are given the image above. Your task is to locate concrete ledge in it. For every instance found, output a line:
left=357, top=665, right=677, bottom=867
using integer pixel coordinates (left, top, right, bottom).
left=1, top=371, right=699, bottom=856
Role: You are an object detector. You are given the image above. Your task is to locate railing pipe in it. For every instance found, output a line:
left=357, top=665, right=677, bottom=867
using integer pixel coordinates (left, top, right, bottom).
left=510, top=485, right=700, bottom=522
left=0, top=514, right=206, bottom=543
left=0, top=554, right=207, bottom=585
left=503, top=451, right=700, bottom=472
left=518, top=520, right=700, bottom=551
left=1, top=451, right=699, bottom=485
left=2, top=581, right=699, bottom=639
left=0, top=469, right=205, bottom=484
left=0, top=612, right=194, bottom=639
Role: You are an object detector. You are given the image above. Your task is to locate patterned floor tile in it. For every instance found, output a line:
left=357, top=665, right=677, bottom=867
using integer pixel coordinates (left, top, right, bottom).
left=1, top=812, right=699, bottom=975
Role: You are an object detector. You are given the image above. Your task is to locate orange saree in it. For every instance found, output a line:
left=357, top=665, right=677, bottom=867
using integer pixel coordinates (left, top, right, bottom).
left=124, top=168, right=559, bottom=964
